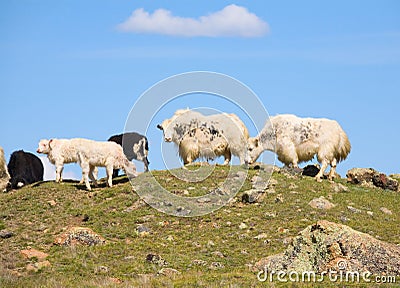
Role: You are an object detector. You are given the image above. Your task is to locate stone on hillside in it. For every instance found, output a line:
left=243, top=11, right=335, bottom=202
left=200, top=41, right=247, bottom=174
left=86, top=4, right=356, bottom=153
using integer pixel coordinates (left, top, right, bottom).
left=254, top=220, right=400, bottom=275
left=0, top=230, right=14, bottom=239
left=136, top=225, right=150, bottom=237
left=251, top=175, right=269, bottom=190
left=347, top=168, right=399, bottom=191
left=275, top=194, right=284, bottom=203
left=331, top=182, right=349, bottom=193
left=239, top=223, right=248, bottom=230
left=47, top=200, right=57, bottom=207
left=242, top=189, right=264, bottom=203
left=380, top=207, right=393, bottom=215
left=146, top=253, right=168, bottom=266
left=54, top=227, right=106, bottom=246
left=158, top=267, right=181, bottom=277
left=279, top=166, right=303, bottom=178
left=26, top=260, right=51, bottom=272
left=20, top=248, right=48, bottom=260
left=347, top=206, right=362, bottom=214
left=308, top=196, right=335, bottom=210
left=372, top=173, right=398, bottom=191
left=209, top=262, right=224, bottom=270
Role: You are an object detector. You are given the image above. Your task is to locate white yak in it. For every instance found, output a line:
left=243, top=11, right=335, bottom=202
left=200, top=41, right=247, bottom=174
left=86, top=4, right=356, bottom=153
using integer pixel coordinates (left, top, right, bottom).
left=246, top=114, right=351, bottom=181
left=157, top=109, right=249, bottom=165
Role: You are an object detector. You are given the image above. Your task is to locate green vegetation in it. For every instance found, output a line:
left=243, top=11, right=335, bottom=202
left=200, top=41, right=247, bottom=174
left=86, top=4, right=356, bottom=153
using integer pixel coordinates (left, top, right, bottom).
left=0, top=165, right=399, bottom=287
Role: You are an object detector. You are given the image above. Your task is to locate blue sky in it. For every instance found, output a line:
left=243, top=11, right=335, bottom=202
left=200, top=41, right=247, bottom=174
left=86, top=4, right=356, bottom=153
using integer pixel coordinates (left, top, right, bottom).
left=1, top=1, right=399, bottom=179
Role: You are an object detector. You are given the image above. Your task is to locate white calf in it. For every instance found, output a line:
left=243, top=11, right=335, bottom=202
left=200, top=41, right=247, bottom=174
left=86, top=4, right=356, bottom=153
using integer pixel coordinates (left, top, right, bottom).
left=37, top=138, right=137, bottom=190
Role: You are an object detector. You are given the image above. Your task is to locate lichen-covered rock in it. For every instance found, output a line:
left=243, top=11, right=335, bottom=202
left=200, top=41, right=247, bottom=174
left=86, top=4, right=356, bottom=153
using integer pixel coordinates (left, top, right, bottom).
left=254, top=220, right=400, bottom=276
left=308, top=196, right=335, bottom=210
left=346, top=168, right=398, bottom=191
left=54, top=227, right=106, bottom=246
left=242, top=189, right=264, bottom=203
left=20, top=248, right=48, bottom=260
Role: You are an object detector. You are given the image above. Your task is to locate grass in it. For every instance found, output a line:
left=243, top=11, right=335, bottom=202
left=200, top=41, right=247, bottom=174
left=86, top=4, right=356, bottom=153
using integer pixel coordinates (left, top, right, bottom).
left=0, top=164, right=399, bottom=287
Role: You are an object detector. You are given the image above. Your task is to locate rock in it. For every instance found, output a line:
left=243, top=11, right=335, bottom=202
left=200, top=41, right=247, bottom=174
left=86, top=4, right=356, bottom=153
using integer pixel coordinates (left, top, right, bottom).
left=332, top=182, right=349, bottom=193
left=277, top=227, right=289, bottom=234
left=47, top=200, right=57, bottom=207
left=54, top=227, right=106, bottom=246
left=242, top=189, right=264, bottom=203
left=95, top=266, right=109, bottom=274
left=136, top=225, right=150, bottom=236
left=192, top=259, right=207, bottom=266
left=275, top=194, right=284, bottom=203
left=20, top=248, right=48, bottom=260
left=264, top=212, right=277, bottom=218
left=254, top=233, right=269, bottom=240
left=124, top=199, right=147, bottom=212
left=302, top=165, right=320, bottom=177
left=146, top=254, right=167, bottom=266
left=26, top=260, right=51, bottom=272
left=176, top=206, right=191, bottom=217
left=380, top=207, right=393, bottom=215
left=279, top=166, right=303, bottom=178
left=340, top=215, right=350, bottom=223
left=347, top=168, right=399, bottom=191
left=347, top=168, right=376, bottom=185
left=158, top=267, right=181, bottom=277
left=239, top=223, right=248, bottom=230
left=211, top=251, right=225, bottom=258
left=308, top=196, right=335, bottom=210
left=209, top=262, right=224, bottom=270
left=0, top=230, right=14, bottom=239
left=207, top=240, right=215, bottom=247
left=254, top=220, right=400, bottom=276
left=372, top=173, right=398, bottom=191
left=235, top=171, right=247, bottom=179
left=196, top=197, right=211, bottom=204
left=268, top=178, right=278, bottom=187
left=347, top=206, right=362, bottom=213
left=251, top=175, right=269, bottom=190
left=367, top=211, right=374, bottom=216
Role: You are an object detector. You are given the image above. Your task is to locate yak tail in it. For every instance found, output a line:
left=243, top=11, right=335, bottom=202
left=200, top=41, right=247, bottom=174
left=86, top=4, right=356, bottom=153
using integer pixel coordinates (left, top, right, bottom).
left=336, top=129, right=351, bottom=162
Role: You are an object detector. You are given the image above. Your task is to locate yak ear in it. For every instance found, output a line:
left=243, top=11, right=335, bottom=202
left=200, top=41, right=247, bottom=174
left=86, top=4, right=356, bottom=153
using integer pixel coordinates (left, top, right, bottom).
left=48, top=139, right=55, bottom=148
left=156, top=124, right=163, bottom=130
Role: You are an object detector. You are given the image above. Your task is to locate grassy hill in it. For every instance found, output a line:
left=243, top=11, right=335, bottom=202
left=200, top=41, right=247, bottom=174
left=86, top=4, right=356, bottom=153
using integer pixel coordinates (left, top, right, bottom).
left=0, top=165, right=399, bottom=287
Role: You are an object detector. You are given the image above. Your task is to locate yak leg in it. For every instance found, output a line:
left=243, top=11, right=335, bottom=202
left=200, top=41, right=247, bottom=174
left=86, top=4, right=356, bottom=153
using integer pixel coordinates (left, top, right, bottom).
left=89, top=165, right=98, bottom=187
left=222, top=150, right=231, bottom=165
left=143, top=157, right=150, bottom=172
left=80, top=161, right=92, bottom=190
left=328, top=158, right=337, bottom=181
left=55, top=163, right=64, bottom=183
left=105, top=164, right=114, bottom=187
left=315, top=159, right=329, bottom=182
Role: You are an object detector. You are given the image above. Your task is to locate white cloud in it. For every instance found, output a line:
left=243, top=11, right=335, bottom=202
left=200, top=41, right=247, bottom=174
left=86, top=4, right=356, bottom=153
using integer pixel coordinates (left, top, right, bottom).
left=117, top=5, right=269, bottom=37
left=40, top=156, right=79, bottom=181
